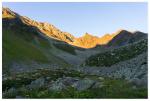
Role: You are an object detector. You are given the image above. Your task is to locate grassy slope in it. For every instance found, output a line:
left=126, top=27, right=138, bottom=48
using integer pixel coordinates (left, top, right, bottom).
left=3, top=29, right=49, bottom=63
left=84, top=39, right=147, bottom=67
left=53, top=43, right=76, bottom=55
left=3, top=28, right=70, bottom=74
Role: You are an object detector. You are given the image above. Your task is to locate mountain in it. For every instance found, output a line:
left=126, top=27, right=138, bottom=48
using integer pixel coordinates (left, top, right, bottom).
left=2, top=7, right=113, bottom=49
left=71, top=33, right=100, bottom=48
left=107, top=30, right=147, bottom=47
left=3, top=7, right=75, bottom=43
left=83, top=38, right=147, bottom=67
left=98, top=33, right=117, bottom=44
left=72, top=32, right=118, bottom=48
left=3, top=7, right=147, bottom=49
left=2, top=7, right=71, bottom=74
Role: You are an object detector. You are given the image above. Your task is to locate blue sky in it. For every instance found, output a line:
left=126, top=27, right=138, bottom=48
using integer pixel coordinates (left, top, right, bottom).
left=2, top=2, right=148, bottom=37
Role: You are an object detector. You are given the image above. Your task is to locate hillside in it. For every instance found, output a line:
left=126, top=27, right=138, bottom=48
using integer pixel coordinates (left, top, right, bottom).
left=83, top=39, right=147, bottom=67
left=3, top=7, right=75, bottom=43
left=2, top=8, right=71, bottom=74
left=107, top=30, right=147, bottom=47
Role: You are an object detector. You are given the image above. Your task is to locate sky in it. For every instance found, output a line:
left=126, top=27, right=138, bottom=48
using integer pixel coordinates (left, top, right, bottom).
left=2, top=2, right=148, bottom=37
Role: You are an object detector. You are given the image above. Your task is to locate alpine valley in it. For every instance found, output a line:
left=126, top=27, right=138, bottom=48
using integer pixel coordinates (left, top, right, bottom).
left=2, top=7, right=148, bottom=98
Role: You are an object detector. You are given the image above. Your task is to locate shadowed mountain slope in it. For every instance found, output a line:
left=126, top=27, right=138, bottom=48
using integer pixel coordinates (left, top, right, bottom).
left=83, top=38, right=147, bottom=67
left=107, top=30, right=147, bottom=47
left=2, top=8, right=72, bottom=74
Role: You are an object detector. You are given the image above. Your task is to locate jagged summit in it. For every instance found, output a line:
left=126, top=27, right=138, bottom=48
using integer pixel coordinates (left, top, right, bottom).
left=2, top=7, right=75, bottom=43
left=2, top=7, right=147, bottom=48
left=2, top=7, right=18, bottom=18
left=83, top=32, right=94, bottom=37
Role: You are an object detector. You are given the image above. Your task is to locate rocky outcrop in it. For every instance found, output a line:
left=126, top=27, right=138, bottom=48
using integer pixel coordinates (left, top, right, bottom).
left=72, top=78, right=96, bottom=91
left=28, top=77, right=45, bottom=90
left=48, top=77, right=79, bottom=91
left=2, top=7, right=19, bottom=18
left=48, top=77, right=100, bottom=91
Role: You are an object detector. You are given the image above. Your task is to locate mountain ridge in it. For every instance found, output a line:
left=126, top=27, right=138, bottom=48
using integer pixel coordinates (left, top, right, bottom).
left=3, top=7, right=147, bottom=48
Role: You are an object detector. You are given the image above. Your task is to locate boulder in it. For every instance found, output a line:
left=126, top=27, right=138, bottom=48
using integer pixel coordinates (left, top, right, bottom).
left=98, top=77, right=104, bottom=81
left=16, top=95, right=24, bottom=99
left=62, top=77, right=79, bottom=86
left=72, top=78, right=96, bottom=91
left=48, top=78, right=66, bottom=91
left=28, top=77, right=45, bottom=89
left=92, top=81, right=104, bottom=88
left=48, top=77, right=79, bottom=91
left=3, top=87, right=18, bottom=98
left=129, top=78, right=147, bottom=87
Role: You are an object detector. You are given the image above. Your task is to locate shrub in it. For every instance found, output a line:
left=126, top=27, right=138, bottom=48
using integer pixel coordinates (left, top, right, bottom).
left=84, top=39, right=147, bottom=67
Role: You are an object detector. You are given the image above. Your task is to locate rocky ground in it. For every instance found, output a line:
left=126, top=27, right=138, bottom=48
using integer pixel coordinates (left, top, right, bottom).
left=2, top=68, right=147, bottom=98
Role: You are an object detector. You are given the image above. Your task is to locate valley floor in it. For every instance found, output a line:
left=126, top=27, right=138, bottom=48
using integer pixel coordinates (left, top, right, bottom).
left=2, top=52, right=148, bottom=98
left=2, top=68, right=147, bottom=98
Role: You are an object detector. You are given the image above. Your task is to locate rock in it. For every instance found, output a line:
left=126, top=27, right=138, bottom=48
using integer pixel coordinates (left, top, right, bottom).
left=72, top=78, right=96, bottom=91
left=62, top=77, right=79, bottom=86
left=129, top=78, right=146, bottom=87
left=4, top=87, right=18, bottom=97
left=48, top=78, right=66, bottom=91
left=98, top=77, right=104, bottom=81
left=28, top=77, right=45, bottom=89
left=92, top=81, right=104, bottom=88
left=132, top=86, right=137, bottom=89
left=16, top=95, right=24, bottom=99
left=8, top=87, right=17, bottom=94
left=48, top=77, right=79, bottom=91
left=46, top=77, right=51, bottom=80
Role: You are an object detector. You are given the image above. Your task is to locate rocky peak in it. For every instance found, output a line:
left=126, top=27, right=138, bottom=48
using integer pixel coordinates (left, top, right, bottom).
left=84, top=32, right=91, bottom=36
left=83, top=33, right=97, bottom=38
left=106, top=29, right=147, bottom=47
left=115, top=29, right=132, bottom=35
left=2, top=7, right=17, bottom=18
